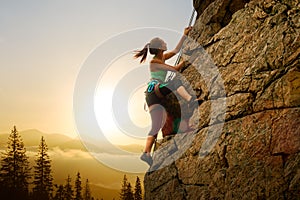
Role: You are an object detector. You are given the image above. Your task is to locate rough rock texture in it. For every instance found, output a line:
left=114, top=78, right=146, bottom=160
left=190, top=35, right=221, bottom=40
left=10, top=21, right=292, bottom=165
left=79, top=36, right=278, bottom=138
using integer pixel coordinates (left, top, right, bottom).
left=144, top=0, right=300, bottom=199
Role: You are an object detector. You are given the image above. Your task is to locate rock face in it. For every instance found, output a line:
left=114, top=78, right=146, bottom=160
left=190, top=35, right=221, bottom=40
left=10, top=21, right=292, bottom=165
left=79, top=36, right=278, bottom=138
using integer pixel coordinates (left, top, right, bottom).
left=144, top=0, right=300, bottom=199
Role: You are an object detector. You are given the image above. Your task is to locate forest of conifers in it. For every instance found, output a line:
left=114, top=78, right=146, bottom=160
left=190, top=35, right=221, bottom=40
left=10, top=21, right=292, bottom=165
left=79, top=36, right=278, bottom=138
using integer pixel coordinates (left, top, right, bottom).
left=0, top=126, right=143, bottom=200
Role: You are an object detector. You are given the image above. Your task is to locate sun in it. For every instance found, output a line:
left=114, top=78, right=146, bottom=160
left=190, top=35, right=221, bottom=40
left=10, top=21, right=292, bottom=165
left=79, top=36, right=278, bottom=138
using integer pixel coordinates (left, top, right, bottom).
left=94, top=87, right=115, bottom=132
left=94, top=53, right=150, bottom=145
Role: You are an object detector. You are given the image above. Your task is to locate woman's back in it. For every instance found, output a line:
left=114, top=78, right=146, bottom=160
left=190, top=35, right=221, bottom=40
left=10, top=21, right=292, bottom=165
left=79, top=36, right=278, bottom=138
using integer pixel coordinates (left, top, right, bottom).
left=150, top=70, right=167, bottom=82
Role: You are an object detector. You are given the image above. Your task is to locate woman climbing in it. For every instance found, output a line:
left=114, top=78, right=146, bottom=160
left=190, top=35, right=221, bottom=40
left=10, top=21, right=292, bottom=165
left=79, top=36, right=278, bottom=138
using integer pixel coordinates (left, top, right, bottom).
left=134, top=26, right=199, bottom=166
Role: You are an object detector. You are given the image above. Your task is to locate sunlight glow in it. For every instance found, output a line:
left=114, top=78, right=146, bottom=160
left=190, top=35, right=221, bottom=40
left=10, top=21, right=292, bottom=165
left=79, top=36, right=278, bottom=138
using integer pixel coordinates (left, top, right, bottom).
left=94, top=53, right=150, bottom=145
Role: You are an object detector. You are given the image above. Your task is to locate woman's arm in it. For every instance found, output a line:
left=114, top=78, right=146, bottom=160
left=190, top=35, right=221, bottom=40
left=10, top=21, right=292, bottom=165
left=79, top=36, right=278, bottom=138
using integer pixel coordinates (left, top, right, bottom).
left=164, top=26, right=192, bottom=60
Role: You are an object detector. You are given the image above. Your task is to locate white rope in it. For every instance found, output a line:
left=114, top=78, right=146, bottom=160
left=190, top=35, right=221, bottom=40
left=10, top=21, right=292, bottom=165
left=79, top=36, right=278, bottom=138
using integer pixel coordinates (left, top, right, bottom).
left=166, top=9, right=196, bottom=82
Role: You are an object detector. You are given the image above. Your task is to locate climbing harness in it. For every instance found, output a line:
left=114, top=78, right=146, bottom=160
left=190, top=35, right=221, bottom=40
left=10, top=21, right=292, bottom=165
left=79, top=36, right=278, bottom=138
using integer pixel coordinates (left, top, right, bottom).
left=154, top=84, right=164, bottom=99
left=147, top=80, right=165, bottom=98
left=144, top=79, right=168, bottom=112
left=147, top=80, right=158, bottom=93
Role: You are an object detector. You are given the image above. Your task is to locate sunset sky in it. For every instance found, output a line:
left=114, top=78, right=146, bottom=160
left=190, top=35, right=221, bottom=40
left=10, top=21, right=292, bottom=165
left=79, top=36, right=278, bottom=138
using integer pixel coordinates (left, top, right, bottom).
left=0, top=1, right=194, bottom=145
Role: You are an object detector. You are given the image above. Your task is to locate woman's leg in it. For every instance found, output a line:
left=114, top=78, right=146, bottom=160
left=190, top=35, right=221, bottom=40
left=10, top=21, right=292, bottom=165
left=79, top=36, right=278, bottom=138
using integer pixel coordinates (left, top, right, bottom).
left=163, top=78, right=192, bottom=102
left=143, top=105, right=165, bottom=154
left=144, top=136, right=156, bottom=155
left=176, top=86, right=192, bottom=102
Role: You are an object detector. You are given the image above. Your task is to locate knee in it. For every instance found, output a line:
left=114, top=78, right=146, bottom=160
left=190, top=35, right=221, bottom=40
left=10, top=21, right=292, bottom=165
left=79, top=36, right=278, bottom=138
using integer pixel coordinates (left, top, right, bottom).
left=148, top=128, right=159, bottom=138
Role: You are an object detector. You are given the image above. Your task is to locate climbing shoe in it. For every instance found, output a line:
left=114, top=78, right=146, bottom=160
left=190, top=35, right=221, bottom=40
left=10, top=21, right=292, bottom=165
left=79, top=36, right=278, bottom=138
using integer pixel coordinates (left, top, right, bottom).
left=140, top=152, right=153, bottom=166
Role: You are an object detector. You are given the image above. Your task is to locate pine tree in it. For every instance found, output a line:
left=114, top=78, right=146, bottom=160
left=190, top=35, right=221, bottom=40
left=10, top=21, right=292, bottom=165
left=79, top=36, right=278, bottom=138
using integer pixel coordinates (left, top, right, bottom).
left=126, top=182, right=134, bottom=200
left=32, top=136, right=53, bottom=200
left=120, top=175, right=135, bottom=200
left=83, top=179, right=92, bottom=200
left=74, top=172, right=83, bottom=200
left=0, top=126, right=31, bottom=199
left=119, top=175, right=128, bottom=200
left=64, top=175, right=74, bottom=200
left=134, top=176, right=142, bottom=200
left=53, top=184, right=65, bottom=200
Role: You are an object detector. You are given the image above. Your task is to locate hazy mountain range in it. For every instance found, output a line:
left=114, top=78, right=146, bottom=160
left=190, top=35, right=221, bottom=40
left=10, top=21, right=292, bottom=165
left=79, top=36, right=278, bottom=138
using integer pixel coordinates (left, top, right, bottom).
left=0, top=129, right=145, bottom=200
left=0, top=129, right=143, bottom=152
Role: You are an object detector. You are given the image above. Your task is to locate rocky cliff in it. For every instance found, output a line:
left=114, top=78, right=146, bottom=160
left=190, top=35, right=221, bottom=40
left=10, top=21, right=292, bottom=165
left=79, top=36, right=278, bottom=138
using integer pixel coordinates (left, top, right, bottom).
left=144, top=0, right=300, bottom=199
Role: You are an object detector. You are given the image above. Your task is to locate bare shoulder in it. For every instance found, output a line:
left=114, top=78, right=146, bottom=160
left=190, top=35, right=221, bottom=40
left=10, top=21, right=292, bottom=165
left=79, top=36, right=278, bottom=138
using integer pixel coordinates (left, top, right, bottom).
left=150, top=59, right=165, bottom=71
left=150, top=58, right=164, bottom=64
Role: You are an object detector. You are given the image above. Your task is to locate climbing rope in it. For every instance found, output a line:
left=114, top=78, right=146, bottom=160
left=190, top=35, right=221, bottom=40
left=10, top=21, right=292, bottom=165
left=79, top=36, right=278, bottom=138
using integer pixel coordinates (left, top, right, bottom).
left=165, top=9, right=196, bottom=82
left=175, top=8, right=196, bottom=65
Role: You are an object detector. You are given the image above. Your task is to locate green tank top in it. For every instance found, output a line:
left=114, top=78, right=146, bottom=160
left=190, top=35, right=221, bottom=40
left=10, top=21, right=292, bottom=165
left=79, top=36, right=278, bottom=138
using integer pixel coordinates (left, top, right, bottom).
left=151, top=70, right=167, bottom=82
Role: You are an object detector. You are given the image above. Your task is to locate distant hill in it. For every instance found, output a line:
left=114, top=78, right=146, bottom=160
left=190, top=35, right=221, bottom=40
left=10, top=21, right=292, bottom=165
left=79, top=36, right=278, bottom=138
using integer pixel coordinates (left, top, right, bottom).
left=23, top=129, right=74, bottom=148
left=0, top=129, right=101, bottom=152
left=0, top=129, right=72, bottom=149
left=58, top=139, right=87, bottom=151
left=90, top=184, right=119, bottom=200
left=0, top=129, right=144, bottom=154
